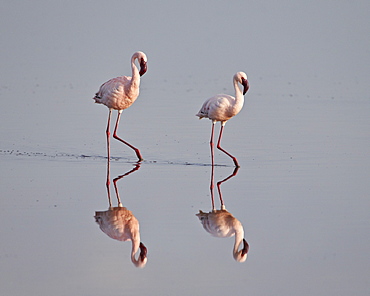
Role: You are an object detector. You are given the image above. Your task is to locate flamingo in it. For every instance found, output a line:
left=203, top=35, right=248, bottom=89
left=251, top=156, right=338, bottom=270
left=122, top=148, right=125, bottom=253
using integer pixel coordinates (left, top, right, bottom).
left=95, top=163, right=147, bottom=268
left=93, top=51, right=148, bottom=161
left=196, top=72, right=249, bottom=167
left=196, top=166, right=249, bottom=262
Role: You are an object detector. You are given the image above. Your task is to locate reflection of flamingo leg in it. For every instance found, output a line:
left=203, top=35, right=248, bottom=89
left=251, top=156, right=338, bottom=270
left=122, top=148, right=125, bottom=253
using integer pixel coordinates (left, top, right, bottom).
left=216, top=166, right=239, bottom=209
left=210, top=166, right=239, bottom=210
left=210, top=165, right=215, bottom=210
left=113, top=164, right=141, bottom=206
left=106, top=157, right=112, bottom=207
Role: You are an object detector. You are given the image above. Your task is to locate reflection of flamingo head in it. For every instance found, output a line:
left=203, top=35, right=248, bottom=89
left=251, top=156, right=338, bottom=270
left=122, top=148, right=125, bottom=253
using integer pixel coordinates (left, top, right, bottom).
left=233, top=238, right=249, bottom=262
left=133, top=242, right=148, bottom=268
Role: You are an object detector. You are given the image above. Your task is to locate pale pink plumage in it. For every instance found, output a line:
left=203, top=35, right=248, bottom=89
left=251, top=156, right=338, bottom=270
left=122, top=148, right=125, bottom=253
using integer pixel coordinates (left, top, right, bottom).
left=93, top=51, right=148, bottom=161
left=196, top=71, right=249, bottom=167
left=94, top=76, right=138, bottom=110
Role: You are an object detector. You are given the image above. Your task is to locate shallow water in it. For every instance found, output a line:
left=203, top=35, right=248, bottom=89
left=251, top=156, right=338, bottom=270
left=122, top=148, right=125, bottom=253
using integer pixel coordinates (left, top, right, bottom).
left=1, top=1, right=370, bottom=295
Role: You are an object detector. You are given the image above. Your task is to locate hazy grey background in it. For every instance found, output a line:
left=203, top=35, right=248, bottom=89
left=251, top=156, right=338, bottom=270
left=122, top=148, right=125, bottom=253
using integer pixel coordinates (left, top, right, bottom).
left=1, top=1, right=369, bottom=295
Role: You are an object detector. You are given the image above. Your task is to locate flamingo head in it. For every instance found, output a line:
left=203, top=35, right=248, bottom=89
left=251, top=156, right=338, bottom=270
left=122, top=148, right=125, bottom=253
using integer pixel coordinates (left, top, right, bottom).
left=132, top=51, right=147, bottom=76
left=234, top=72, right=249, bottom=95
left=241, top=76, right=249, bottom=95
left=139, top=58, right=147, bottom=76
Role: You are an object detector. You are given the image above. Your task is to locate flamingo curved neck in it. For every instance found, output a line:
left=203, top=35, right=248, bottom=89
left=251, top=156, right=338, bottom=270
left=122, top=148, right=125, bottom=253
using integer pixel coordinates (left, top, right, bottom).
left=233, top=77, right=244, bottom=102
left=230, top=77, right=244, bottom=117
left=130, top=56, right=141, bottom=87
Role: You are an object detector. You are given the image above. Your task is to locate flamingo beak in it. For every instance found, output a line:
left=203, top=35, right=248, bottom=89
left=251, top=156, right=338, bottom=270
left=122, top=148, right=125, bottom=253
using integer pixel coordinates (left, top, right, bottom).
left=139, top=59, right=147, bottom=76
left=139, top=242, right=147, bottom=261
left=242, top=77, right=249, bottom=95
left=241, top=238, right=249, bottom=256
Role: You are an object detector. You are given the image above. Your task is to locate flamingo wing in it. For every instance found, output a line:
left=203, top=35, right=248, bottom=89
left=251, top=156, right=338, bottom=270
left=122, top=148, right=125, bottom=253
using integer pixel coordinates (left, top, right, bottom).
left=94, top=76, right=137, bottom=110
left=196, top=94, right=235, bottom=122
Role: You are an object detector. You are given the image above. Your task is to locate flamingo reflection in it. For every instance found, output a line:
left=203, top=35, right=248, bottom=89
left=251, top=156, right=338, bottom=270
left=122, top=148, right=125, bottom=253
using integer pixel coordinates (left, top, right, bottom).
left=196, top=166, right=249, bottom=262
left=95, top=161, right=147, bottom=268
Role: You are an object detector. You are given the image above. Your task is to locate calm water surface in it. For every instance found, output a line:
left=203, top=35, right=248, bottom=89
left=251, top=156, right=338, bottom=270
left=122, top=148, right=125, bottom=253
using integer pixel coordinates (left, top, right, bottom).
left=1, top=91, right=369, bottom=295
left=1, top=1, right=369, bottom=295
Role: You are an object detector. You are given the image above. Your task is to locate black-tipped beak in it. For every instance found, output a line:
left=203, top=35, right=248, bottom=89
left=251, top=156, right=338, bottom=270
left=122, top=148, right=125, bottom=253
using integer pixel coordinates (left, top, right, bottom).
left=139, top=242, right=147, bottom=261
left=139, top=59, right=147, bottom=76
left=242, top=77, right=249, bottom=95
left=241, top=238, right=249, bottom=256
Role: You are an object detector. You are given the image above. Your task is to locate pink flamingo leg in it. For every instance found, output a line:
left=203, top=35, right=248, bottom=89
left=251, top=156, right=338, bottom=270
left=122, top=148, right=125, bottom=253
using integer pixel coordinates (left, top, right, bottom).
left=217, top=124, right=240, bottom=167
left=209, top=122, right=216, bottom=166
left=105, top=109, right=112, bottom=207
left=113, top=111, right=143, bottom=161
left=106, top=109, right=112, bottom=161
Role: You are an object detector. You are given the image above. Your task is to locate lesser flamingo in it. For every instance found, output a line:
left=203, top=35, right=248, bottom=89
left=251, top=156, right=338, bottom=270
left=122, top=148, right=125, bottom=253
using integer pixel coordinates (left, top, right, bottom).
left=196, top=72, right=249, bottom=167
left=93, top=51, right=148, bottom=161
